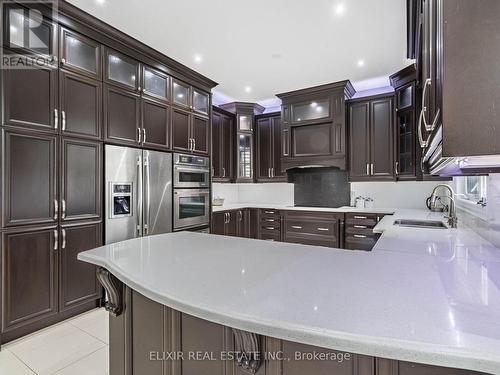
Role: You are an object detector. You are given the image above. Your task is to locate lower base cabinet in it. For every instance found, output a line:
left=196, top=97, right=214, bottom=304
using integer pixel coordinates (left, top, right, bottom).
left=1, top=222, right=102, bottom=343
left=213, top=209, right=389, bottom=251
left=110, top=286, right=489, bottom=375
left=211, top=209, right=258, bottom=239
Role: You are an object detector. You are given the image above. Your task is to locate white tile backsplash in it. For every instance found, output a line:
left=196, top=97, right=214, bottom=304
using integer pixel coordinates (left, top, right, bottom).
left=212, top=183, right=294, bottom=206
left=350, top=181, right=444, bottom=209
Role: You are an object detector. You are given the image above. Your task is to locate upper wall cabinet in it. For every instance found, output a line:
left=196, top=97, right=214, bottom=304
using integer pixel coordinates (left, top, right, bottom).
left=60, top=27, right=102, bottom=79
left=277, top=81, right=355, bottom=171
left=255, top=113, right=286, bottom=182
left=105, top=49, right=141, bottom=92
left=348, top=94, right=395, bottom=182
left=143, top=67, right=169, bottom=102
left=172, top=79, right=210, bottom=116
left=211, top=107, right=235, bottom=182
left=2, top=67, right=58, bottom=132
left=3, top=2, right=58, bottom=60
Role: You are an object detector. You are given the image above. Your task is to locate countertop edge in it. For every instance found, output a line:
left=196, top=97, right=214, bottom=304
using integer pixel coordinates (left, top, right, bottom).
left=79, top=252, right=500, bottom=374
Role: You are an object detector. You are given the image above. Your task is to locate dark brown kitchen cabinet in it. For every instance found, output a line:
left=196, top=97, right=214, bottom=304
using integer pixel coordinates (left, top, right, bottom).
left=212, top=107, right=235, bottom=182
left=172, top=108, right=209, bottom=155
left=2, top=66, right=58, bottom=132
left=277, top=81, right=355, bottom=171
left=348, top=95, right=395, bottom=181
left=256, top=114, right=286, bottom=182
left=283, top=211, right=344, bottom=248
left=2, top=130, right=57, bottom=228
left=376, top=358, right=486, bottom=375
left=104, top=84, right=141, bottom=146
left=172, top=79, right=210, bottom=116
left=142, top=67, right=169, bottom=103
left=211, top=211, right=238, bottom=237
left=141, top=98, right=170, bottom=150
left=2, top=3, right=58, bottom=59
left=344, top=213, right=385, bottom=251
left=59, top=70, right=102, bottom=139
left=59, top=222, right=103, bottom=312
left=1, top=226, right=58, bottom=332
left=60, top=27, right=102, bottom=79
left=61, top=138, right=102, bottom=222
left=104, top=48, right=140, bottom=92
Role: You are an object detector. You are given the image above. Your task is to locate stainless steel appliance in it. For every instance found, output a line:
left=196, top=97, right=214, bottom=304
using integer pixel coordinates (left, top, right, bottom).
left=174, top=189, right=210, bottom=230
left=105, top=145, right=172, bottom=244
left=173, top=153, right=210, bottom=188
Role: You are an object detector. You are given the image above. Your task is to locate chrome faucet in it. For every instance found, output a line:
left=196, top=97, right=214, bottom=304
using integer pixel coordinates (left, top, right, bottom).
left=430, top=184, right=457, bottom=228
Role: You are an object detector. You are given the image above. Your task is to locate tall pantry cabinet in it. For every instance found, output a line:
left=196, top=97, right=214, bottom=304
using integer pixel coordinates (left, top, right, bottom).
left=1, top=18, right=103, bottom=343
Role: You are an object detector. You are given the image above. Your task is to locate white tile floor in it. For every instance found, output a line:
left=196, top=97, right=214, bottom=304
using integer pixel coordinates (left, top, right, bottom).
left=0, top=308, right=109, bottom=375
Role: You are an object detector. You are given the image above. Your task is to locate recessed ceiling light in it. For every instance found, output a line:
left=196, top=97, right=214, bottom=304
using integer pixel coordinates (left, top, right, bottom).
left=194, top=54, right=202, bottom=64
left=334, top=2, right=346, bottom=16
left=244, top=86, right=252, bottom=93
left=96, top=0, right=106, bottom=5
left=357, top=59, right=365, bottom=67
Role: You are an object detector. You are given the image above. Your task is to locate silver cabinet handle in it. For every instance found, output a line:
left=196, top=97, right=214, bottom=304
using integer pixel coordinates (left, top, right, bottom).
left=291, top=225, right=302, bottom=229
left=317, top=228, right=329, bottom=231
left=353, top=216, right=367, bottom=219
left=264, top=211, right=275, bottom=214
left=61, top=111, right=66, bottom=131
left=227, top=212, right=231, bottom=224
left=54, top=109, right=59, bottom=129
left=354, top=225, right=367, bottom=229
left=371, top=164, right=374, bottom=175
left=61, top=199, right=66, bottom=219
left=61, top=58, right=66, bottom=65
left=265, top=219, right=275, bottom=222
left=189, top=138, right=193, bottom=151
left=354, top=234, right=367, bottom=238
left=421, top=78, right=431, bottom=122
left=138, top=86, right=142, bottom=93
left=194, top=139, right=196, bottom=151
left=417, top=110, right=428, bottom=148
left=268, top=168, right=271, bottom=178
left=54, top=199, right=58, bottom=220
left=53, top=230, right=58, bottom=250
left=271, top=168, right=274, bottom=178
left=137, top=127, right=142, bottom=143
left=265, top=227, right=275, bottom=230
left=222, top=167, right=226, bottom=178
left=395, top=162, right=399, bottom=175
left=238, top=210, right=243, bottom=222
left=143, top=128, right=147, bottom=143
left=62, top=229, right=66, bottom=249
left=366, top=163, right=370, bottom=175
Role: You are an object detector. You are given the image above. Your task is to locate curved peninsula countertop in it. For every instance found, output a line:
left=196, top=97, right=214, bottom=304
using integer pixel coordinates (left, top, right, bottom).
left=78, top=227, right=500, bottom=374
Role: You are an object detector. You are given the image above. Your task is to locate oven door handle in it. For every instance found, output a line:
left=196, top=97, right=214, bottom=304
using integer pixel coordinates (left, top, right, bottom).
left=174, top=166, right=210, bottom=174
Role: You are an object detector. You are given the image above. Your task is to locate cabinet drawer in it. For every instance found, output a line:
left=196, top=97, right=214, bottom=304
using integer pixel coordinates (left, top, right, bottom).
left=260, top=224, right=280, bottom=233
left=345, top=234, right=378, bottom=251
left=345, top=225, right=376, bottom=237
left=260, top=232, right=281, bottom=242
left=285, top=220, right=336, bottom=237
left=284, top=233, right=338, bottom=248
left=260, top=209, right=280, bottom=219
left=345, top=213, right=379, bottom=226
left=260, top=217, right=280, bottom=225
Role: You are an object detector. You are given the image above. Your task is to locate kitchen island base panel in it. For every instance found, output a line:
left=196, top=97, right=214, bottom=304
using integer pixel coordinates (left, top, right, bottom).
left=108, top=283, right=488, bottom=375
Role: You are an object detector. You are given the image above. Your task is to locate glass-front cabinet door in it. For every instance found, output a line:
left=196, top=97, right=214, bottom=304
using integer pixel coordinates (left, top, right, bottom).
left=192, top=89, right=209, bottom=115
left=3, top=3, right=57, bottom=60
left=291, top=99, right=331, bottom=124
left=60, top=28, right=101, bottom=78
left=105, top=49, right=139, bottom=91
left=237, top=133, right=253, bottom=179
left=172, top=80, right=190, bottom=108
left=238, top=114, right=253, bottom=131
left=143, top=67, right=169, bottom=101
left=397, top=109, right=415, bottom=177
left=397, top=83, right=413, bottom=110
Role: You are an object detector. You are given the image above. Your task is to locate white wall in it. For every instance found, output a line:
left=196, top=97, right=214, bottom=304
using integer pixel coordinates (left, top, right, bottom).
left=212, top=183, right=294, bottom=206
left=350, top=181, right=444, bottom=209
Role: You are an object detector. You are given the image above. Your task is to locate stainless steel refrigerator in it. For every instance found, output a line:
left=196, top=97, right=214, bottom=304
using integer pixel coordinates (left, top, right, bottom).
left=105, top=145, right=172, bottom=244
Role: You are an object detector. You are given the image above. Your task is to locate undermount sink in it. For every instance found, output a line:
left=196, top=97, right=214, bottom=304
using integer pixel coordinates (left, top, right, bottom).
left=393, top=219, right=448, bottom=229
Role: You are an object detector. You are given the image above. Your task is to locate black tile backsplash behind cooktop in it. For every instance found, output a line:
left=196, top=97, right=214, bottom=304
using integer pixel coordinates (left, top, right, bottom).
left=287, top=168, right=350, bottom=208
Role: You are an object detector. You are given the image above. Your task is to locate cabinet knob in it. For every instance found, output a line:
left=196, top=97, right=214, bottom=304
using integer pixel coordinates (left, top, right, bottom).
left=61, top=58, right=66, bottom=65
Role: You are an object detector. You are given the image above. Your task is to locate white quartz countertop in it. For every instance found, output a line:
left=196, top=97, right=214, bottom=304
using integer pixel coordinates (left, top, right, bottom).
left=79, top=218, right=500, bottom=374
left=212, top=203, right=395, bottom=214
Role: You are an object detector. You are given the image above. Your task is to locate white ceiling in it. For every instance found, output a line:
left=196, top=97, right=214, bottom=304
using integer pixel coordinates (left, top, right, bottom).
left=68, top=0, right=413, bottom=108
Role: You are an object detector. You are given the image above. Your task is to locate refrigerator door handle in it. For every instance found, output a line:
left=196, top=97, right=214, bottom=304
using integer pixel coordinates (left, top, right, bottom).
left=136, top=155, right=143, bottom=237
left=143, top=153, right=150, bottom=235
